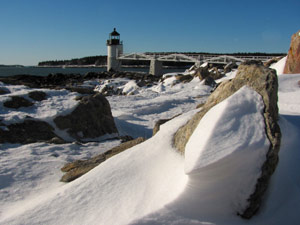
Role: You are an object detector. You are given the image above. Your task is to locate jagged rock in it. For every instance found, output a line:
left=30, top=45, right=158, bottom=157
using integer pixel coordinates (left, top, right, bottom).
left=194, top=66, right=210, bottom=80
left=284, top=30, right=300, bottom=74
left=3, top=96, right=34, bottom=108
left=174, top=61, right=281, bottom=219
left=28, top=91, right=47, bottom=101
left=175, top=74, right=193, bottom=83
left=210, top=67, right=224, bottom=80
left=0, top=119, right=59, bottom=144
left=0, top=87, right=10, bottom=95
left=60, top=137, right=145, bottom=182
left=54, top=93, right=118, bottom=141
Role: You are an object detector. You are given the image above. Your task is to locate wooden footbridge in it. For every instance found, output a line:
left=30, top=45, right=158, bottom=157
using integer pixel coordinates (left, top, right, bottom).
left=117, top=52, right=275, bottom=76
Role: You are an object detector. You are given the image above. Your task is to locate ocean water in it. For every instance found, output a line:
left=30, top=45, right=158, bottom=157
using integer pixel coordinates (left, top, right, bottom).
left=0, top=67, right=187, bottom=77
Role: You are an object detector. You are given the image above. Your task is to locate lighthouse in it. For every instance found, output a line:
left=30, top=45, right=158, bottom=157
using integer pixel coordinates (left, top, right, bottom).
left=107, top=28, right=123, bottom=71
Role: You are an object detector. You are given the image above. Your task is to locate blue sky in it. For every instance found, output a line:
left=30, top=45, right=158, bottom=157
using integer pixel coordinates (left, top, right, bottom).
left=0, top=0, right=299, bottom=65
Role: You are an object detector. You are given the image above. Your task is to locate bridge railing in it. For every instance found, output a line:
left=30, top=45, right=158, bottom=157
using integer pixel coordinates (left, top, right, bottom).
left=119, top=53, right=277, bottom=63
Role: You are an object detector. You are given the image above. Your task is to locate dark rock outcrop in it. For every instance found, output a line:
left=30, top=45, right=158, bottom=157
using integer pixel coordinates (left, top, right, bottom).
left=284, top=30, right=300, bottom=74
left=174, top=61, right=281, bottom=219
left=3, top=96, right=34, bottom=109
left=60, top=137, right=145, bottom=182
left=28, top=91, right=47, bottom=101
left=0, top=119, right=59, bottom=144
left=65, top=87, right=95, bottom=95
left=0, top=87, right=10, bottom=95
left=54, top=93, right=118, bottom=141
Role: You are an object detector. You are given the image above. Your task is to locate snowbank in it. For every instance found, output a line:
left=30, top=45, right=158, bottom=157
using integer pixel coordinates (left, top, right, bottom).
left=278, top=73, right=300, bottom=115
left=185, top=86, right=269, bottom=213
left=0, top=109, right=200, bottom=225
left=270, top=56, right=287, bottom=75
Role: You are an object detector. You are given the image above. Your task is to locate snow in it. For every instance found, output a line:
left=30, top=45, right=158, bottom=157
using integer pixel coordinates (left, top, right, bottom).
left=0, top=85, right=79, bottom=125
left=185, top=86, right=269, bottom=173
left=121, top=80, right=139, bottom=95
left=1, top=64, right=300, bottom=225
left=270, top=56, right=287, bottom=75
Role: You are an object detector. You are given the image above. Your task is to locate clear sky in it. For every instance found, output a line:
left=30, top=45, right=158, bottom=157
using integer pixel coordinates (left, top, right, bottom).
left=0, top=0, right=299, bottom=65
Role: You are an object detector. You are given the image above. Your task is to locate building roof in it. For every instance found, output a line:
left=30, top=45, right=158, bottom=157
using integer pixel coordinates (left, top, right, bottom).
left=110, top=28, right=120, bottom=36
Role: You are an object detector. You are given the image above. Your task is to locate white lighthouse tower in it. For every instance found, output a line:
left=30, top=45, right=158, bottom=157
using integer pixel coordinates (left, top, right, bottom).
left=107, top=28, right=123, bottom=72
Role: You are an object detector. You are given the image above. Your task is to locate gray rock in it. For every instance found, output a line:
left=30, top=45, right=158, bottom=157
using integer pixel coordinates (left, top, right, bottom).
left=173, top=61, right=281, bottom=219
left=0, top=119, right=59, bottom=144
left=28, top=91, right=47, bottom=101
left=54, top=93, right=118, bottom=141
left=0, top=87, right=10, bottom=95
left=194, top=66, right=210, bottom=80
left=3, top=96, right=34, bottom=109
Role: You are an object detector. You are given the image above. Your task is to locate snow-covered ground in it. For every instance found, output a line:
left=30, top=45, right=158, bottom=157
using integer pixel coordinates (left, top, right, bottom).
left=1, top=58, right=300, bottom=225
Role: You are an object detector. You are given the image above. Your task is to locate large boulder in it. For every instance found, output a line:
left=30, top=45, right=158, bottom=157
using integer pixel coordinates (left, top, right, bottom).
left=28, top=91, right=47, bottom=101
left=0, top=87, right=10, bottom=95
left=0, top=119, right=59, bottom=144
left=3, top=96, right=34, bottom=108
left=174, top=61, right=281, bottom=218
left=54, top=93, right=118, bottom=141
left=284, top=30, right=300, bottom=74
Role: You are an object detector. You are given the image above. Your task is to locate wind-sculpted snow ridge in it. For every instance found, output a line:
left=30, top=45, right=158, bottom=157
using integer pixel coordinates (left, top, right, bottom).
left=131, top=86, right=269, bottom=224
left=0, top=109, right=199, bottom=225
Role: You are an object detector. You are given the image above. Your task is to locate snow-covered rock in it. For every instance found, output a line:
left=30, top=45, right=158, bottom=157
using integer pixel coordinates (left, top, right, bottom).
left=185, top=86, right=269, bottom=214
left=54, top=93, right=118, bottom=142
left=174, top=61, right=281, bottom=218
